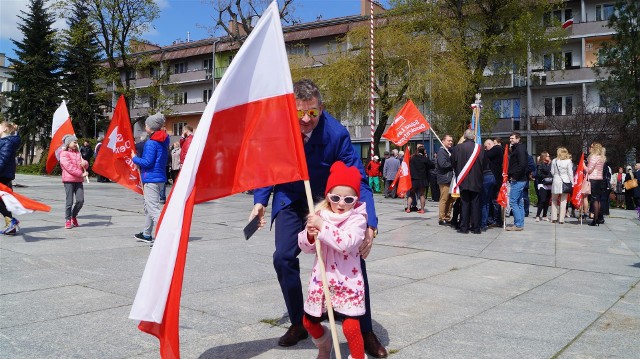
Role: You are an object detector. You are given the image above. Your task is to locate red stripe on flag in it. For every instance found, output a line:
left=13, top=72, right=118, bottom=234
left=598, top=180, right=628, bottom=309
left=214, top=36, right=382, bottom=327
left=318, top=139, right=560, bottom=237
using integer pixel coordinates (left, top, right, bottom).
left=193, top=94, right=307, bottom=203
left=46, top=119, right=74, bottom=174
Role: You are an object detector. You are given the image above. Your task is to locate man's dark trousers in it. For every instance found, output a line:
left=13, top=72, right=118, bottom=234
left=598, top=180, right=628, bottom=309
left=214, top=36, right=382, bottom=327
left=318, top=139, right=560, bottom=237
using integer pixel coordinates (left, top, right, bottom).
left=460, top=190, right=480, bottom=232
left=274, top=200, right=373, bottom=331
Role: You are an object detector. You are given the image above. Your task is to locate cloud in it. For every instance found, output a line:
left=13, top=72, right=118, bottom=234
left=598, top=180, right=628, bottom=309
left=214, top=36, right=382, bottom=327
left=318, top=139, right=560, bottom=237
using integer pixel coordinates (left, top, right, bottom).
left=0, top=0, right=30, bottom=41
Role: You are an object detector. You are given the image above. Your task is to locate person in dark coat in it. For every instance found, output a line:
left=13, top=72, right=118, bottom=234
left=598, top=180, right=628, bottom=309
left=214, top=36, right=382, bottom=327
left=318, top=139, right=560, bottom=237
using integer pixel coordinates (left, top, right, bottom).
left=507, top=132, right=529, bottom=230
left=407, top=146, right=435, bottom=213
left=485, top=138, right=504, bottom=226
left=0, top=121, right=21, bottom=235
left=79, top=140, right=93, bottom=162
left=436, top=135, right=455, bottom=225
left=451, top=129, right=485, bottom=234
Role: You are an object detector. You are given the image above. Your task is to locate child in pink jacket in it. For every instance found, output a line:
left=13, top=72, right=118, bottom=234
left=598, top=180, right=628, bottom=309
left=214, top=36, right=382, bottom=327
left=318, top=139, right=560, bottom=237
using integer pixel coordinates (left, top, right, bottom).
left=59, top=135, right=88, bottom=229
left=298, top=161, right=368, bottom=359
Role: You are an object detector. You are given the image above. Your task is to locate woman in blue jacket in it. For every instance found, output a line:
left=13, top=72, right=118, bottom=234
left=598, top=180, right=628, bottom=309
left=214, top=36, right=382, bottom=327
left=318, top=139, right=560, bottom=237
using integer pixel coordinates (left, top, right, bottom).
left=0, top=121, right=21, bottom=235
left=131, top=113, right=170, bottom=243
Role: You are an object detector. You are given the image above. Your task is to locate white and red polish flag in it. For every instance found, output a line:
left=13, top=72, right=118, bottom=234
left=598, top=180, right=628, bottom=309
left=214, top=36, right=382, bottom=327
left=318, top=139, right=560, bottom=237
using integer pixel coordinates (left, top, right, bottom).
left=128, top=2, right=309, bottom=358
left=92, top=95, right=142, bottom=194
left=0, top=183, right=51, bottom=214
left=46, top=101, right=75, bottom=174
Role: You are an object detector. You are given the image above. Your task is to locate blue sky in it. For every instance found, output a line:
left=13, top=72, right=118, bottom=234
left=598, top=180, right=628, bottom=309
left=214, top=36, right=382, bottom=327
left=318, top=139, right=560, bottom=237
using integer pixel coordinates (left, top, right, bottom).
left=0, top=0, right=390, bottom=63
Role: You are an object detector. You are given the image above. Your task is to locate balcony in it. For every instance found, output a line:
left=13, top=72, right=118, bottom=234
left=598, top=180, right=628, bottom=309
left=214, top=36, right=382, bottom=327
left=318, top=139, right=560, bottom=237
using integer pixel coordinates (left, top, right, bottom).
left=170, top=101, right=207, bottom=115
left=169, top=69, right=210, bottom=84
left=567, top=20, right=612, bottom=37
left=545, top=67, right=598, bottom=84
left=214, top=66, right=228, bottom=79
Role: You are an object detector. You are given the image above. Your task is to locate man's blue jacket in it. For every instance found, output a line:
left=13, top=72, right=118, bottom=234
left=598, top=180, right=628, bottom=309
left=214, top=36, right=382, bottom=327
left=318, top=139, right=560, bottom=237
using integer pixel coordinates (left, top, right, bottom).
left=253, top=111, right=378, bottom=228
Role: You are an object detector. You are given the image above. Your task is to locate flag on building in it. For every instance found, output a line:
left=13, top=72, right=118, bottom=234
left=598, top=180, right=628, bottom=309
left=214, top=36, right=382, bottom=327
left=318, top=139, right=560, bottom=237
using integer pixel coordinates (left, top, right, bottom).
left=571, top=152, right=585, bottom=207
left=0, top=183, right=51, bottom=214
left=562, top=18, right=574, bottom=29
left=382, top=100, right=430, bottom=146
left=46, top=101, right=75, bottom=174
left=92, top=95, right=143, bottom=195
left=128, top=3, right=308, bottom=358
left=390, top=147, right=411, bottom=197
left=496, top=144, right=510, bottom=208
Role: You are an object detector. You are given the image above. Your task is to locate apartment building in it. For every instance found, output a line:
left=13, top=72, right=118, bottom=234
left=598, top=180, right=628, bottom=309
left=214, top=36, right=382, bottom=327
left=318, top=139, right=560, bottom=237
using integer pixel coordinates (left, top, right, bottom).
left=483, top=0, right=619, bottom=155
left=0, top=53, right=15, bottom=116
left=117, top=0, right=385, bottom=157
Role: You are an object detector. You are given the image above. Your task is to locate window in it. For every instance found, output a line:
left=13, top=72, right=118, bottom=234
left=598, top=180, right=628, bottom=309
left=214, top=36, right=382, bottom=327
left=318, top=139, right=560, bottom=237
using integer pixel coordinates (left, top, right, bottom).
left=150, top=97, right=158, bottom=110
left=544, top=8, right=572, bottom=27
left=203, top=89, right=212, bottom=102
left=286, top=43, right=308, bottom=56
left=173, top=92, right=187, bottom=105
left=203, top=59, right=213, bottom=70
left=564, top=52, right=573, bottom=69
left=596, top=4, right=615, bottom=21
left=126, top=69, right=136, bottom=80
left=599, top=94, right=622, bottom=113
left=492, top=99, right=521, bottom=119
left=543, top=52, right=569, bottom=70
left=544, top=96, right=573, bottom=116
left=173, top=62, right=187, bottom=74
left=173, top=122, right=187, bottom=136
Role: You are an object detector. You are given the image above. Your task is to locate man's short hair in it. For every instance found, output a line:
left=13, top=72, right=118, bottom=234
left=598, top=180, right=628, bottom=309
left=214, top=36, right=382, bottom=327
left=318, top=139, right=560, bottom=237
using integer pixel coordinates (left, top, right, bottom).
left=463, top=129, right=475, bottom=140
left=443, top=135, right=453, bottom=141
left=494, top=137, right=502, bottom=144
left=510, top=132, right=521, bottom=139
left=417, top=147, right=425, bottom=155
left=391, top=149, right=398, bottom=156
left=293, top=79, right=323, bottom=104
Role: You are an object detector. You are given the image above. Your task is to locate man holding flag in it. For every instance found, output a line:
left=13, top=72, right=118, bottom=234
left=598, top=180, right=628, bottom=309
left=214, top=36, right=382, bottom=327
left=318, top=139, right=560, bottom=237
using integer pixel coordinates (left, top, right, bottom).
left=251, top=79, right=388, bottom=358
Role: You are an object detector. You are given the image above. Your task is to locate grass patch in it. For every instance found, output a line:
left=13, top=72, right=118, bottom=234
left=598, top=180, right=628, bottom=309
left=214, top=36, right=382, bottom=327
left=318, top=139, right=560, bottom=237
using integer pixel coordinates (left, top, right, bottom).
left=260, top=318, right=281, bottom=327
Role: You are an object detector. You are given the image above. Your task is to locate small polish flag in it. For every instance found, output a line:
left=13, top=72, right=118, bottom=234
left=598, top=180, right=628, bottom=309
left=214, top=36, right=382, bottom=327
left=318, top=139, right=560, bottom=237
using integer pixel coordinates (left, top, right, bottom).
left=562, top=18, right=574, bottom=29
left=46, top=101, right=75, bottom=174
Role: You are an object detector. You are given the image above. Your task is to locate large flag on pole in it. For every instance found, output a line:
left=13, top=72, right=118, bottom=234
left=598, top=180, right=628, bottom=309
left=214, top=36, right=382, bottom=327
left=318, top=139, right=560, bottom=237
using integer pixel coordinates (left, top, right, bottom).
left=0, top=183, right=51, bottom=214
left=496, top=144, right=510, bottom=208
left=46, top=101, right=75, bottom=174
left=390, top=147, right=411, bottom=197
left=128, top=3, right=308, bottom=358
left=470, top=100, right=482, bottom=145
left=571, top=152, right=585, bottom=207
left=382, top=100, right=430, bottom=146
left=92, top=95, right=143, bottom=195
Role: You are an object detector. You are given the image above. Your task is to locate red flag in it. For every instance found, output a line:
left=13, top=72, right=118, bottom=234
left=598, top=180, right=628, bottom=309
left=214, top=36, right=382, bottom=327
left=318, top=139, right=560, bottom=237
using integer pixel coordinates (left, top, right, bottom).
left=46, top=101, right=75, bottom=174
left=129, top=4, right=308, bottom=358
left=382, top=100, right=430, bottom=146
left=92, top=95, right=143, bottom=195
left=496, top=144, right=510, bottom=208
left=571, top=152, right=585, bottom=207
left=390, top=147, right=411, bottom=197
left=0, top=183, right=51, bottom=214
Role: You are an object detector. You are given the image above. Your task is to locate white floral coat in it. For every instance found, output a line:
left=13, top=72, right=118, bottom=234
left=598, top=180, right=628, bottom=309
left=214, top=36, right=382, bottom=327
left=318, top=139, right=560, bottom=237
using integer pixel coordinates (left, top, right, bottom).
left=298, top=202, right=368, bottom=317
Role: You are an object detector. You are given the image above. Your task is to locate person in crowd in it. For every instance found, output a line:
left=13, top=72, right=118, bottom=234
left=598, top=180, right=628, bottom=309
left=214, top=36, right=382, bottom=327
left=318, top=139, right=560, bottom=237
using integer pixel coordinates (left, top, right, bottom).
left=624, top=165, right=636, bottom=210
left=80, top=140, right=93, bottom=163
left=407, top=146, right=434, bottom=214
left=632, top=163, right=640, bottom=216
left=602, top=161, right=613, bottom=217
left=383, top=149, right=400, bottom=199
left=486, top=137, right=504, bottom=227
left=131, top=113, right=170, bottom=243
left=436, top=135, right=455, bottom=225
left=429, top=153, right=440, bottom=202
left=586, top=142, right=606, bottom=226
left=249, top=79, right=387, bottom=358
left=479, top=140, right=496, bottom=231
left=523, top=154, right=536, bottom=217
left=170, top=142, right=181, bottom=183
left=535, top=151, right=552, bottom=221
left=0, top=121, right=21, bottom=235
left=59, top=135, right=89, bottom=229
left=179, top=125, right=194, bottom=166
left=550, top=147, right=573, bottom=224
left=451, top=129, right=485, bottom=234
left=506, top=132, right=528, bottom=231
left=298, top=161, right=368, bottom=359
left=613, top=167, right=625, bottom=208
left=365, top=155, right=382, bottom=193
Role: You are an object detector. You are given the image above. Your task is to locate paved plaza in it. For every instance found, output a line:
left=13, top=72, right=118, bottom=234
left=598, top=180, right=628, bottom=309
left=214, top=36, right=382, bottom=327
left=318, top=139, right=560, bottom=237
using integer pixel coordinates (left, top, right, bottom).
left=1, top=174, right=639, bottom=358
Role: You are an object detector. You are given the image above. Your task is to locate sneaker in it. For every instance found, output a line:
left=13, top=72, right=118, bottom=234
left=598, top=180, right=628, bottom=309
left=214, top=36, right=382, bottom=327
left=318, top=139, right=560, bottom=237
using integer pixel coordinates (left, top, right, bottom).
left=417, top=209, right=425, bottom=214
left=134, top=232, right=153, bottom=243
left=65, top=219, right=72, bottom=229
left=71, top=217, right=79, bottom=227
left=4, top=228, right=17, bottom=235
left=535, top=217, right=540, bottom=222
left=505, top=226, right=524, bottom=231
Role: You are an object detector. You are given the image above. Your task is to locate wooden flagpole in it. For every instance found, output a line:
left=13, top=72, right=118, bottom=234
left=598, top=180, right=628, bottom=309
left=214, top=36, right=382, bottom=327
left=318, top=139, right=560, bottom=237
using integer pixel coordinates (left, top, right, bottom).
left=304, top=180, right=341, bottom=359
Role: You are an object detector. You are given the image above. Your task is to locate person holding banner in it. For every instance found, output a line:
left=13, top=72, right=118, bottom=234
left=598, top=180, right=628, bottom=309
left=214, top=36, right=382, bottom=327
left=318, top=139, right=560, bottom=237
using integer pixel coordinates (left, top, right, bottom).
left=506, top=132, right=529, bottom=231
left=251, top=79, right=387, bottom=358
left=59, top=135, right=89, bottom=229
left=451, top=129, right=485, bottom=234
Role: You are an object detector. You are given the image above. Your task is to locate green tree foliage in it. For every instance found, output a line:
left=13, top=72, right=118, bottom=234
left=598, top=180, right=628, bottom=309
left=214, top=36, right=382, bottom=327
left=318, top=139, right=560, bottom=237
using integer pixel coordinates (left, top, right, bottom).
left=7, top=0, right=61, bottom=164
left=596, top=0, right=640, bottom=157
left=391, top=0, right=565, bottom=130
left=291, top=17, right=471, bottom=156
left=60, top=2, right=106, bottom=138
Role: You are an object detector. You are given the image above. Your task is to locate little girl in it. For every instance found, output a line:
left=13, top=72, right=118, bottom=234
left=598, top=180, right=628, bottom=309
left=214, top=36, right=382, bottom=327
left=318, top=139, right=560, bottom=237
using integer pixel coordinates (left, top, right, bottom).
left=298, top=161, right=368, bottom=359
left=59, top=135, right=88, bottom=229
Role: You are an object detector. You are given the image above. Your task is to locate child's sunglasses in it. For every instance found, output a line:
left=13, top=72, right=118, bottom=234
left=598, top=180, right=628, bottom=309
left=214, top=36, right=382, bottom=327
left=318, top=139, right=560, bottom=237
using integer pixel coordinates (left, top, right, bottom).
left=326, top=193, right=358, bottom=205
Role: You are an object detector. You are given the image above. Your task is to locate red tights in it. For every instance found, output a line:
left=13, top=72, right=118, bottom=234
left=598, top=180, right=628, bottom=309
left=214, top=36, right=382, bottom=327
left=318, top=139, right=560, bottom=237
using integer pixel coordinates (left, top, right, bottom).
left=303, top=315, right=365, bottom=359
